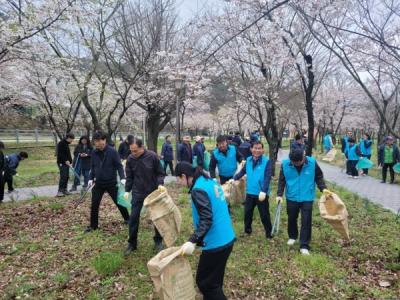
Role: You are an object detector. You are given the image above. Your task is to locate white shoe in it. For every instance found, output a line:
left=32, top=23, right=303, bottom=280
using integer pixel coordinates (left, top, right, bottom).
left=353, top=176, right=358, bottom=179
left=300, top=248, right=310, bottom=255
left=287, top=239, right=296, bottom=246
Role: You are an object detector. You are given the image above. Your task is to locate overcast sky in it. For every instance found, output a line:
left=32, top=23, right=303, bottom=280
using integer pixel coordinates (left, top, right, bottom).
left=177, top=0, right=223, bottom=21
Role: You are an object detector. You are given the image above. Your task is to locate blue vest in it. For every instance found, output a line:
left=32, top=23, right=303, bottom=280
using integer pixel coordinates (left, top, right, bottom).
left=246, top=155, right=270, bottom=196
left=282, top=157, right=316, bottom=202
left=347, top=144, right=359, bottom=161
left=192, top=176, right=235, bottom=250
left=359, top=139, right=372, bottom=156
left=213, top=145, right=237, bottom=177
left=323, top=135, right=332, bottom=150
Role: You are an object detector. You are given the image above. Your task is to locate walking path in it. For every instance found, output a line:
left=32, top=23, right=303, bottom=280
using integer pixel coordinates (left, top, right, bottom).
left=3, top=153, right=400, bottom=214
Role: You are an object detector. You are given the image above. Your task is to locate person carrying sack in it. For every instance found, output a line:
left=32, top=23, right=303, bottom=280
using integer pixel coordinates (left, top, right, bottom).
left=276, top=149, right=331, bottom=255
left=123, top=138, right=166, bottom=255
left=233, top=141, right=273, bottom=239
left=175, top=162, right=235, bottom=300
left=84, top=131, right=130, bottom=233
left=345, top=138, right=362, bottom=179
left=210, top=135, right=243, bottom=185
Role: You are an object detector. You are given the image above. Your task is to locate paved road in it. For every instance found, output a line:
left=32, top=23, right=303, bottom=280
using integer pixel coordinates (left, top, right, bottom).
left=278, top=150, right=400, bottom=214
left=1, top=176, right=177, bottom=203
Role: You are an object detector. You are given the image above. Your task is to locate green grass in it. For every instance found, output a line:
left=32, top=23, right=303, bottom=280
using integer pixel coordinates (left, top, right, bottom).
left=0, top=181, right=399, bottom=299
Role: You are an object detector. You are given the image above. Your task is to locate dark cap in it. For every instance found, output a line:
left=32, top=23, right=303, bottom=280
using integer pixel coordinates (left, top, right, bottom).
left=289, top=149, right=304, bottom=162
left=174, top=162, right=195, bottom=177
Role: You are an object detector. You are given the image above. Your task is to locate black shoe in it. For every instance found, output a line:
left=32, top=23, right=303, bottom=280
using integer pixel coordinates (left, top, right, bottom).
left=381, top=180, right=386, bottom=183
left=124, top=243, right=137, bottom=256
left=266, top=234, right=273, bottom=239
left=69, top=186, right=77, bottom=192
left=84, top=226, right=97, bottom=233
left=7, top=189, right=15, bottom=194
left=63, top=190, right=72, bottom=196
left=154, top=242, right=163, bottom=252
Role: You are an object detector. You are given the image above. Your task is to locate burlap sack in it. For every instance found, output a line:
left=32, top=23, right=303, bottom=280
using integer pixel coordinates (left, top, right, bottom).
left=319, top=192, right=350, bottom=240
left=222, top=176, right=246, bottom=205
left=144, top=186, right=182, bottom=247
left=147, top=247, right=196, bottom=300
left=322, top=149, right=337, bottom=162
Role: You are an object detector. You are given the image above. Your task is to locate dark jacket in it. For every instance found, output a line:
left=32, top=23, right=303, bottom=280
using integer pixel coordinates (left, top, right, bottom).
left=161, top=141, right=174, bottom=162
left=238, top=141, right=252, bottom=159
left=178, top=142, right=192, bottom=164
left=234, top=156, right=273, bottom=193
left=125, top=150, right=165, bottom=199
left=56, top=139, right=72, bottom=165
left=118, top=141, right=131, bottom=160
left=232, top=135, right=242, bottom=147
left=378, top=144, right=400, bottom=165
left=193, top=142, right=205, bottom=167
left=5, top=153, right=21, bottom=175
left=277, top=158, right=326, bottom=197
left=90, top=145, right=125, bottom=186
left=210, top=146, right=243, bottom=178
left=0, top=151, right=5, bottom=176
left=73, top=142, right=93, bottom=170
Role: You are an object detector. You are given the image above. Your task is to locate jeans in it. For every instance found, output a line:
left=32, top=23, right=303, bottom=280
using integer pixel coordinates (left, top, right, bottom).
left=58, top=164, right=69, bottom=192
left=287, top=200, right=313, bottom=250
left=90, top=183, right=130, bottom=229
left=128, top=196, right=162, bottom=246
left=348, top=160, right=358, bottom=176
left=196, top=243, right=233, bottom=300
left=382, top=162, right=395, bottom=183
left=244, top=194, right=272, bottom=237
left=163, top=160, right=174, bottom=175
left=74, top=168, right=90, bottom=187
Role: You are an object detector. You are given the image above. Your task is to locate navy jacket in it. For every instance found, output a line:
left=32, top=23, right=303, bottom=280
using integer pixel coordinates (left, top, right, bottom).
left=378, top=144, right=400, bottom=165
left=125, top=150, right=165, bottom=199
left=193, top=142, right=205, bottom=167
left=118, top=141, right=131, bottom=160
left=238, top=141, right=252, bottom=159
left=161, top=141, right=174, bottom=161
left=90, top=145, right=125, bottom=186
left=5, top=153, right=21, bottom=175
left=178, top=143, right=192, bottom=164
left=73, top=144, right=92, bottom=170
left=290, top=141, right=306, bottom=153
left=232, top=135, right=242, bottom=146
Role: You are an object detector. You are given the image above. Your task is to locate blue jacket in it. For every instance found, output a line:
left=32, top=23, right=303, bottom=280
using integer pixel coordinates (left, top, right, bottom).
left=161, top=141, right=174, bottom=161
left=279, top=156, right=326, bottom=202
left=323, top=135, right=333, bottom=150
left=378, top=144, right=400, bottom=165
left=359, top=139, right=373, bottom=156
left=90, top=145, right=125, bottom=186
left=191, top=175, right=235, bottom=251
left=210, top=145, right=242, bottom=178
left=5, top=154, right=21, bottom=175
left=345, top=144, right=361, bottom=161
left=193, top=142, right=205, bottom=168
left=234, top=155, right=272, bottom=196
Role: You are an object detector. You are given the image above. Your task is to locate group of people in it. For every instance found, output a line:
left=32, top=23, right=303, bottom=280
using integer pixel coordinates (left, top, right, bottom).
left=323, top=130, right=400, bottom=183
left=0, top=141, right=29, bottom=203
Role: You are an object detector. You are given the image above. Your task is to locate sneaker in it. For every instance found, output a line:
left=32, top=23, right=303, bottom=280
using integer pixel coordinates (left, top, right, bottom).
left=352, top=176, right=358, bottom=179
left=84, top=226, right=97, bottom=233
left=287, top=239, right=296, bottom=246
left=69, top=186, right=77, bottom=192
left=63, top=190, right=72, bottom=196
left=56, top=191, right=65, bottom=197
left=124, top=243, right=137, bottom=256
left=300, top=248, right=310, bottom=255
left=7, top=189, right=15, bottom=194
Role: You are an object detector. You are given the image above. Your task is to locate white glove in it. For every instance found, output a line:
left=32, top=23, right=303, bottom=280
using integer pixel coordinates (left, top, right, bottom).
left=124, top=192, right=130, bottom=200
left=228, top=179, right=234, bottom=184
left=120, top=179, right=126, bottom=185
left=88, top=180, right=94, bottom=188
left=258, top=191, right=267, bottom=202
left=181, top=241, right=196, bottom=256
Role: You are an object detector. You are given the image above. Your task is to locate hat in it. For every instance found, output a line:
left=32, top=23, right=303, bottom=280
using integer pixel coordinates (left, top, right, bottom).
left=195, top=136, right=201, bottom=142
left=289, top=149, right=304, bottom=162
left=175, top=162, right=195, bottom=177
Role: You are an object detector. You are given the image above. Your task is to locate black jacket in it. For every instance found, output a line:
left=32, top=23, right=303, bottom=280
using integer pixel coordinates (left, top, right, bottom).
left=0, top=151, right=4, bottom=176
left=118, top=141, right=131, bottom=160
left=73, top=144, right=93, bottom=170
left=277, top=159, right=327, bottom=197
left=125, top=150, right=165, bottom=199
left=238, top=141, right=252, bottom=159
left=378, top=144, right=400, bottom=165
left=232, top=135, right=242, bottom=146
left=57, top=139, right=72, bottom=165
left=178, top=142, right=192, bottom=164
left=90, top=145, right=125, bottom=186
left=161, top=141, right=174, bottom=161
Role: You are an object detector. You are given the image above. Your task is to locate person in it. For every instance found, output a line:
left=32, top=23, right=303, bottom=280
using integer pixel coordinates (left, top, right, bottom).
left=70, top=136, right=92, bottom=191
left=56, top=133, right=75, bottom=197
left=176, top=162, right=235, bottom=300
left=232, top=131, right=242, bottom=147
left=276, top=149, right=330, bottom=255
left=118, top=134, right=134, bottom=160
left=210, top=135, right=243, bottom=184
left=359, top=133, right=373, bottom=175
left=378, top=136, right=400, bottom=184
left=85, top=131, right=130, bottom=233
left=341, top=131, right=353, bottom=154
left=323, top=131, right=333, bottom=154
left=345, top=138, right=362, bottom=179
left=251, top=131, right=260, bottom=142
left=178, top=136, right=193, bottom=164
left=123, top=138, right=165, bottom=254
left=193, top=136, right=205, bottom=168
left=233, top=141, right=273, bottom=239
left=200, top=136, right=206, bottom=153
left=291, top=134, right=306, bottom=153
left=3, top=151, right=28, bottom=193
left=160, top=135, right=174, bottom=175
left=238, top=136, right=252, bottom=159
left=0, top=141, right=5, bottom=203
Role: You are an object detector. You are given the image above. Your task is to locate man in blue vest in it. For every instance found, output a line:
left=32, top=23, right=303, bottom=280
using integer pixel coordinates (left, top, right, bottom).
left=233, top=141, right=273, bottom=239
left=345, top=138, right=362, bottom=178
left=210, top=135, right=243, bottom=184
left=359, top=133, right=373, bottom=175
left=323, top=131, right=333, bottom=154
left=276, top=149, right=330, bottom=255
left=341, top=131, right=353, bottom=174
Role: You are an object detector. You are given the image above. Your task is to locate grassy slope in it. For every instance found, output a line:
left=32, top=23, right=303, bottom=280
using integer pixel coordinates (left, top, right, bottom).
left=0, top=181, right=399, bottom=299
